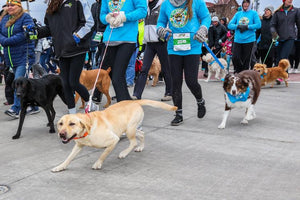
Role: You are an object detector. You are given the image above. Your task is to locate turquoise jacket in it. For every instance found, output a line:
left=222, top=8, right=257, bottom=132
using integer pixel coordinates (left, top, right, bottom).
left=100, top=0, right=147, bottom=43
left=156, top=0, right=211, bottom=55
left=228, top=10, right=261, bottom=44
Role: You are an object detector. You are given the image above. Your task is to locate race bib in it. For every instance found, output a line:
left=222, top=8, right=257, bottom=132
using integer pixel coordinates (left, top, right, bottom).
left=93, top=32, right=103, bottom=42
left=173, top=33, right=191, bottom=51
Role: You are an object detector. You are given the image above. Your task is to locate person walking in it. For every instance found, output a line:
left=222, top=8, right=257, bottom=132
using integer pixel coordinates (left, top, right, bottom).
left=157, top=0, right=211, bottom=126
left=100, top=0, right=147, bottom=102
left=0, top=0, right=37, bottom=118
left=132, top=0, right=173, bottom=101
left=210, top=16, right=227, bottom=58
left=34, top=0, right=94, bottom=114
left=228, top=0, right=261, bottom=73
left=256, top=6, right=275, bottom=68
left=270, top=0, right=300, bottom=66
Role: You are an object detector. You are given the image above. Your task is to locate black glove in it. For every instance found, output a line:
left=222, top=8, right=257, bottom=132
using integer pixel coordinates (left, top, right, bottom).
left=237, top=25, right=248, bottom=33
left=24, top=24, right=38, bottom=41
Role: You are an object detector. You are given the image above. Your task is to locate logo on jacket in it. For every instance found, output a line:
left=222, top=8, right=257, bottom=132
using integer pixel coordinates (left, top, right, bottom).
left=238, top=17, right=249, bottom=25
left=170, top=8, right=188, bottom=28
left=108, top=0, right=125, bottom=12
left=64, top=3, right=72, bottom=8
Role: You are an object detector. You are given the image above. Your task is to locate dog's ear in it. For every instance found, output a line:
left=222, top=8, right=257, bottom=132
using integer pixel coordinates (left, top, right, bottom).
left=223, top=74, right=231, bottom=90
left=77, top=114, right=92, bottom=133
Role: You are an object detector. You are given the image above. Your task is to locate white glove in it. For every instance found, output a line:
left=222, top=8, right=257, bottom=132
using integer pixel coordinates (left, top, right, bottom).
left=157, top=27, right=172, bottom=42
left=105, top=13, right=115, bottom=25
left=193, top=26, right=208, bottom=43
left=112, top=12, right=126, bottom=27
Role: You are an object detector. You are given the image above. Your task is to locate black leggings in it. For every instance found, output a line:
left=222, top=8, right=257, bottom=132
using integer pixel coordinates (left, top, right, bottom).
left=59, top=54, right=89, bottom=109
left=232, top=42, right=254, bottom=73
left=103, top=43, right=136, bottom=102
left=168, top=54, right=203, bottom=110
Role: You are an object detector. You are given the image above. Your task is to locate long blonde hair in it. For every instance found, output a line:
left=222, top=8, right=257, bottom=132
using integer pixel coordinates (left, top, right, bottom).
left=185, top=0, right=193, bottom=20
left=5, top=7, right=24, bottom=27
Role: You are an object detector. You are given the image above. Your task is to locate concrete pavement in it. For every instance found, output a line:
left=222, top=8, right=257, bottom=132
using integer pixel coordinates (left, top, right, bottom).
left=0, top=75, right=300, bottom=200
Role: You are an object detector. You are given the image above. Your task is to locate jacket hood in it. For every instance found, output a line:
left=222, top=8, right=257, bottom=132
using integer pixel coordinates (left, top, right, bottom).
left=169, top=0, right=186, bottom=7
left=242, top=0, right=252, bottom=12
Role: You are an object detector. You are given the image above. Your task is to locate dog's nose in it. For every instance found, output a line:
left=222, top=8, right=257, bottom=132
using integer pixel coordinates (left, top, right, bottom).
left=59, top=132, right=66, bottom=138
left=232, top=90, right=236, bottom=95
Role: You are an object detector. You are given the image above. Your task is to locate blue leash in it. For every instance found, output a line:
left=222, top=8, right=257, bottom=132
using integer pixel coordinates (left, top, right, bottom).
left=203, top=42, right=225, bottom=70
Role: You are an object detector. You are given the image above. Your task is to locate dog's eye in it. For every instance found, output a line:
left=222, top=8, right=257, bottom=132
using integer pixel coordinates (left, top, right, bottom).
left=69, top=122, right=75, bottom=126
left=58, top=122, right=63, bottom=126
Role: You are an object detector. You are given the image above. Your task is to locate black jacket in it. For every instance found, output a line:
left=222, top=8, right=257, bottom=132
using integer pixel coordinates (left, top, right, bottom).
left=257, top=15, right=273, bottom=50
left=37, top=0, right=94, bottom=58
left=91, top=0, right=106, bottom=33
left=271, top=6, right=300, bottom=41
left=209, top=23, right=227, bottom=49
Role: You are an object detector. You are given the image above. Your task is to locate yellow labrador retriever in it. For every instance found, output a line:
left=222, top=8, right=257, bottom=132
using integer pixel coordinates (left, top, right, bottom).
left=51, top=99, right=177, bottom=172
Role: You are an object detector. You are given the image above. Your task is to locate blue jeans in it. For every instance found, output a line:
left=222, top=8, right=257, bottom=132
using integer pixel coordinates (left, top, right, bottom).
left=11, top=65, right=27, bottom=114
left=126, top=47, right=138, bottom=86
left=275, top=39, right=295, bottom=66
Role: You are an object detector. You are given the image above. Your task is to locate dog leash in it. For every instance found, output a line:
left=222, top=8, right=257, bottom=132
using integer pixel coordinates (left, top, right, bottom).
left=85, top=28, right=114, bottom=113
left=203, top=42, right=225, bottom=70
left=262, top=36, right=279, bottom=65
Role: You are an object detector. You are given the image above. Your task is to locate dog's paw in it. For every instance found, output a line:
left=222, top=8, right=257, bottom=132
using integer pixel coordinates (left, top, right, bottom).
left=241, top=119, right=248, bottom=125
left=49, top=129, right=56, bottom=133
left=51, top=165, right=66, bottom=172
left=134, top=146, right=144, bottom=152
left=92, top=161, right=102, bottom=170
left=218, top=124, right=225, bottom=129
left=12, top=134, right=20, bottom=140
left=118, top=151, right=128, bottom=159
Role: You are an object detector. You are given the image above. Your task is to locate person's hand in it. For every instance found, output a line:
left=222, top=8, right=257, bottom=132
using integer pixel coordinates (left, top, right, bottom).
left=237, top=25, right=248, bottom=33
left=157, top=27, right=172, bottom=42
left=24, top=24, right=37, bottom=40
left=271, top=32, right=279, bottom=40
left=73, top=33, right=80, bottom=44
left=112, top=12, right=126, bottom=27
left=218, top=39, right=222, bottom=44
left=105, top=13, right=115, bottom=25
left=193, top=26, right=208, bottom=43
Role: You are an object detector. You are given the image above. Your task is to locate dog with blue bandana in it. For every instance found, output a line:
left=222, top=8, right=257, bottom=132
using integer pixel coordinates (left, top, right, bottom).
left=218, top=70, right=261, bottom=129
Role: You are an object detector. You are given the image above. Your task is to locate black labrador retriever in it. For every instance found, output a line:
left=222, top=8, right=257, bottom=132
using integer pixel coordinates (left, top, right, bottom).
left=12, top=74, right=67, bottom=139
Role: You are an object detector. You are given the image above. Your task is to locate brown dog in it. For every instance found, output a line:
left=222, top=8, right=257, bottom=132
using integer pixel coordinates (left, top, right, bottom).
left=51, top=99, right=177, bottom=172
left=147, top=56, right=161, bottom=87
left=253, top=59, right=290, bottom=87
left=75, top=68, right=111, bottom=108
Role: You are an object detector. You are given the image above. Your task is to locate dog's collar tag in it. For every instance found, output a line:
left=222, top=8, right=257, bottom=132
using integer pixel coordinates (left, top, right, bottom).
left=227, top=87, right=250, bottom=103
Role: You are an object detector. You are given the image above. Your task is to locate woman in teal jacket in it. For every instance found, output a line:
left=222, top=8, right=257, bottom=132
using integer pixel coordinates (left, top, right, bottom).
left=100, top=0, right=147, bottom=102
left=156, top=0, right=211, bottom=126
left=228, top=0, right=261, bottom=73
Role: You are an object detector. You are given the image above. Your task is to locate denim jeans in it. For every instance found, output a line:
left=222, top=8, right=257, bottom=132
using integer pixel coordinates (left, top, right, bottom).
left=126, top=47, right=138, bottom=86
left=11, top=65, right=27, bottom=114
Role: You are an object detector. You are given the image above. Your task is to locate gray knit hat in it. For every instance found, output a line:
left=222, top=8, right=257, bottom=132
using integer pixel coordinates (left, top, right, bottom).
left=264, top=5, right=274, bottom=14
left=212, top=16, right=219, bottom=22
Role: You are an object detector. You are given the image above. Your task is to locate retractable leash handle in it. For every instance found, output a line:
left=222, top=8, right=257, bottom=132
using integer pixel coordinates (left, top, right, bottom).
left=203, top=41, right=225, bottom=70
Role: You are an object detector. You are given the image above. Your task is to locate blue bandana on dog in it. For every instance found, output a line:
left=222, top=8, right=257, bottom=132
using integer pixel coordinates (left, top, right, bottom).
left=226, top=87, right=250, bottom=103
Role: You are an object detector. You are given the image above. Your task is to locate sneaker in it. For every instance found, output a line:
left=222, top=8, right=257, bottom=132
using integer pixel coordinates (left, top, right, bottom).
left=203, top=72, right=208, bottom=78
left=276, top=79, right=282, bottom=85
left=92, top=96, right=101, bottom=104
left=5, top=109, right=19, bottom=119
left=26, top=107, right=41, bottom=115
left=295, top=69, right=299, bottom=73
left=161, top=95, right=172, bottom=101
left=131, top=95, right=138, bottom=100
left=171, top=115, right=183, bottom=126
left=197, top=98, right=206, bottom=118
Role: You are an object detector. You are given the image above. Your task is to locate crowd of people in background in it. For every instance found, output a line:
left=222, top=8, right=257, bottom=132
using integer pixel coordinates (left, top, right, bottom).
left=0, top=0, right=299, bottom=126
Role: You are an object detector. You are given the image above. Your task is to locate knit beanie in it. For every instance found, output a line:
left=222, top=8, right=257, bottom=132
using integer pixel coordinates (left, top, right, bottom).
left=242, top=0, right=250, bottom=4
left=6, top=0, right=22, bottom=7
left=264, top=5, right=274, bottom=13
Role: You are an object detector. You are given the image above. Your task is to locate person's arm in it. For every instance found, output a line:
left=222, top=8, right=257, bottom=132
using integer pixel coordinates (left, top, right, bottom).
left=296, top=8, right=300, bottom=39
left=195, top=0, right=211, bottom=30
left=228, top=13, right=238, bottom=30
left=248, top=11, right=261, bottom=30
left=156, top=1, right=168, bottom=30
left=74, top=0, right=94, bottom=40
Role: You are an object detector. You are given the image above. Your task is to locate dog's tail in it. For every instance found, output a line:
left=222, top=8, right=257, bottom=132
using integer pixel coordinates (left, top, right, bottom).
left=135, top=99, right=177, bottom=111
left=278, top=59, right=290, bottom=71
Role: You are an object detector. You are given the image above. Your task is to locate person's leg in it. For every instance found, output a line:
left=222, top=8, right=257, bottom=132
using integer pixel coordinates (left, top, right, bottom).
left=183, top=55, right=206, bottom=118
left=133, top=44, right=156, bottom=99
left=59, top=58, right=73, bottom=110
left=4, top=69, right=14, bottom=105
left=241, top=42, right=255, bottom=71
left=156, top=42, right=172, bottom=98
left=232, top=42, right=243, bottom=73
left=126, top=46, right=138, bottom=87
left=10, top=65, right=26, bottom=114
left=276, top=39, right=295, bottom=65
left=40, top=52, right=49, bottom=73
left=294, top=41, right=300, bottom=71
left=169, top=55, right=184, bottom=125
left=111, top=43, right=136, bottom=102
